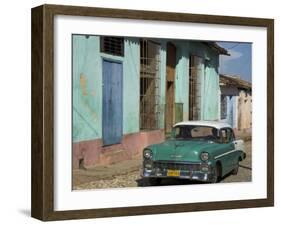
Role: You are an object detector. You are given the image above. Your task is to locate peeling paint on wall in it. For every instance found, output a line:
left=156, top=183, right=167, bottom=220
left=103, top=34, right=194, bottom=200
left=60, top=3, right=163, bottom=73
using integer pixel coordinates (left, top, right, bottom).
left=73, top=35, right=221, bottom=143
left=79, top=73, right=88, bottom=96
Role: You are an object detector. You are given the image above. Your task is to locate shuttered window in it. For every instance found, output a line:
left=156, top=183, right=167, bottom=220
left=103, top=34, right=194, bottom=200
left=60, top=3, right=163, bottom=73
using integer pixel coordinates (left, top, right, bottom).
left=100, top=36, right=124, bottom=56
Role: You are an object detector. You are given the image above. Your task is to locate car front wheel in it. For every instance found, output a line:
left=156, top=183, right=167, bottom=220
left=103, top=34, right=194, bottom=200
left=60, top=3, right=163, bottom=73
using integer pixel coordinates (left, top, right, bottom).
left=211, top=164, right=221, bottom=183
left=142, top=178, right=161, bottom=186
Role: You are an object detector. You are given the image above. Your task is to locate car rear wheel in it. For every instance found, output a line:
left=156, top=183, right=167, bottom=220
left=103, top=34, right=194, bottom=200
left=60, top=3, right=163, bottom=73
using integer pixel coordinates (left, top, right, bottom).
left=232, top=160, right=239, bottom=175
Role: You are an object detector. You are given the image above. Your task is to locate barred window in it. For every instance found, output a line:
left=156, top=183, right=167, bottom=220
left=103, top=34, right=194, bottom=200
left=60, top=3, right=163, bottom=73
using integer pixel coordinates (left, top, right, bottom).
left=189, top=55, right=203, bottom=120
left=100, top=36, right=124, bottom=56
left=140, top=39, right=161, bottom=130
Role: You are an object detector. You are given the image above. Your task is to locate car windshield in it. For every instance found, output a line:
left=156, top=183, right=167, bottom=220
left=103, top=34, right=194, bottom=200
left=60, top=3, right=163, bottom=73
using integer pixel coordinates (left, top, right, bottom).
left=171, top=125, right=220, bottom=142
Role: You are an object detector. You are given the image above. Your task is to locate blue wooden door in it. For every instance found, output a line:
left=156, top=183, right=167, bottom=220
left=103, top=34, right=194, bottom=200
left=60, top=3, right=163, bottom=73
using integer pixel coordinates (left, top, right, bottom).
left=102, top=59, right=123, bottom=146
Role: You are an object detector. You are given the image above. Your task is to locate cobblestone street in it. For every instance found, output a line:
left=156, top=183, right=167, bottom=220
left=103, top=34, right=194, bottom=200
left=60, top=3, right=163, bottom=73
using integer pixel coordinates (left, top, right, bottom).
left=73, top=140, right=252, bottom=190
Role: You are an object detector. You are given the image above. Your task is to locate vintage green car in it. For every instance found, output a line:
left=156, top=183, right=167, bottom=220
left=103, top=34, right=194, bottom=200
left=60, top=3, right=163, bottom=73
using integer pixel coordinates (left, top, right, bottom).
left=142, top=121, right=246, bottom=185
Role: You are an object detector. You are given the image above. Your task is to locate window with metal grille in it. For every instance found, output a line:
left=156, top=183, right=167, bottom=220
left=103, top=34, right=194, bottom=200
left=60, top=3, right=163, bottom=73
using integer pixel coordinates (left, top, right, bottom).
left=189, top=55, right=202, bottom=120
left=100, top=36, right=124, bottom=56
left=221, top=95, right=228, bottom=119
left=140, top=39, right=160, bottom=130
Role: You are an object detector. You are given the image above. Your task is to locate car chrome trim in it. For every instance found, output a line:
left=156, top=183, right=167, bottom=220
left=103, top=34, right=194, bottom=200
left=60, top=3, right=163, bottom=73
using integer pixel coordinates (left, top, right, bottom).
left=214, top=149, right=237, bottom=159
left=153, top=160, right=201, bottom=165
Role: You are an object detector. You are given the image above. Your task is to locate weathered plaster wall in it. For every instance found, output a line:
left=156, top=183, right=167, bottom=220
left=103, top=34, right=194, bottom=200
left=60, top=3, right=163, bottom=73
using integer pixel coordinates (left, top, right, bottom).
left=73, top=36, right=221, bottom=144
left=73, top=129, right=165, bottom=168
left=203, top=57, right=220, bottom=120
left=173, top=40, right=220, bottom=121
left=122, top=38, right=140, bottom=134
left=174, top=41, right=189, bottom=121
left=72, top=35, right=102, bottom=142
left=72, top=35, right=141, bottom=143
left=238, top=90, right=252, bottom=130
left=220, top=87, right=251, bottom=130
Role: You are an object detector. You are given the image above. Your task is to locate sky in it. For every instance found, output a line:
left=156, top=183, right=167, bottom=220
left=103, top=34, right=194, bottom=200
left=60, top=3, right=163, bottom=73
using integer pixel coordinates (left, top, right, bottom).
left=217, top=42, right=252, bottom=82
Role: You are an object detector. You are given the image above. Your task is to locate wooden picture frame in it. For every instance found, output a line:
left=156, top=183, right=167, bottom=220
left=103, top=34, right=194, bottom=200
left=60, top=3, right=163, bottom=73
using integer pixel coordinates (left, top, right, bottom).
left=31, top=4, right=274, bottom=221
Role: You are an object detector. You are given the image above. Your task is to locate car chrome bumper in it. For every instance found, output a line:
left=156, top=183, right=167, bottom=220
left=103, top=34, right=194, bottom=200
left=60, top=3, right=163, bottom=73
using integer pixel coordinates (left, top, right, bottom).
left=141, top=161, right=215, bottom=182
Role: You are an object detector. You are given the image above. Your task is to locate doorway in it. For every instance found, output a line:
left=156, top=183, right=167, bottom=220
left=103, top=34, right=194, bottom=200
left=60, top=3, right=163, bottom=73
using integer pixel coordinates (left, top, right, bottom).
left=102, top=59, right=123, bottom=146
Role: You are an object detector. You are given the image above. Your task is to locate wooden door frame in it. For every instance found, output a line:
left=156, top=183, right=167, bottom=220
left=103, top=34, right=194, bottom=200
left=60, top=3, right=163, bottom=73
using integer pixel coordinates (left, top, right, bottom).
left=165, top=42, right=176, bottom=134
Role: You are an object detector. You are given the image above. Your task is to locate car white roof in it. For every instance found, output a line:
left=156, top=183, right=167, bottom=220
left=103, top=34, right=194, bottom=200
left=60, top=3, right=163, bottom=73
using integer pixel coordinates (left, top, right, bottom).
left=174, top=120, right=232, bottom=129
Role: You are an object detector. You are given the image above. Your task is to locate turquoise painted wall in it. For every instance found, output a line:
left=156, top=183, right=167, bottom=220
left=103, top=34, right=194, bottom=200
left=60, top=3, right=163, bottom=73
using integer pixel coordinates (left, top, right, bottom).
left=122, top=38, right=140, bottom=134
left=188, top=41, right=220, bottom=120
left=203, top=53, right=220, bottom=120
left=174, top=41, right=189, bottom=121
left=173, top=40, right=220, bottom=121
left=73, top=36, right=220, bottom=143
left=72, top=35, right=140, bottom=142
left=72, top=35, right=102, bottom=142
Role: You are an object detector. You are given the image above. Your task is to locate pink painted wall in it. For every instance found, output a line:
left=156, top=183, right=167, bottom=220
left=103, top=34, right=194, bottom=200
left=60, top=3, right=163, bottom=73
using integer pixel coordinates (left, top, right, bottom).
left=73, top=130, right=165, bottom=169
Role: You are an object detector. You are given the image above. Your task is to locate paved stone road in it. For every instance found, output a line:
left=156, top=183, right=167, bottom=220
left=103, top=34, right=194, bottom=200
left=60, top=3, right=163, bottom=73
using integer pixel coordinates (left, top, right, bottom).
left=73, top=140, right=252, bottom=190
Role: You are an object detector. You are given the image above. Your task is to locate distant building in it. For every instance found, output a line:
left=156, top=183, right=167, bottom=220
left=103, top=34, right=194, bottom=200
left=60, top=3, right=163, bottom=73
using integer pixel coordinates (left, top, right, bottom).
left=219, top=74, right=252, bottom=132
left=72, top=35, right=228, bottom=168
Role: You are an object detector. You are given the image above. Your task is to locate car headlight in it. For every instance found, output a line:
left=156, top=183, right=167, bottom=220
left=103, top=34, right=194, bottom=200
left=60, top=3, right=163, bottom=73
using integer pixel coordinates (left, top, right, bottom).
left=143, top=149, right=152, bottom=159
left=200, top=163, right=209, bottom=172
left=144, top=162, right=153, bottom=169
left=200, top=152, right=209, bottom=161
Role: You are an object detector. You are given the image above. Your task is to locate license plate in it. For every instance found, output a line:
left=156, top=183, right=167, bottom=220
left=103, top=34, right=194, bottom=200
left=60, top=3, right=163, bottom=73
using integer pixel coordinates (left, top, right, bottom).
left=167, top=169, right=180, bottom=177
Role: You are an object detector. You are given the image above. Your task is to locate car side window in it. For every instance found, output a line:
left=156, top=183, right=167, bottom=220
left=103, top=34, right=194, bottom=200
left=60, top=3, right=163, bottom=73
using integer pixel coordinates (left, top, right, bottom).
left=220, top=128, right=234, bottom=143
